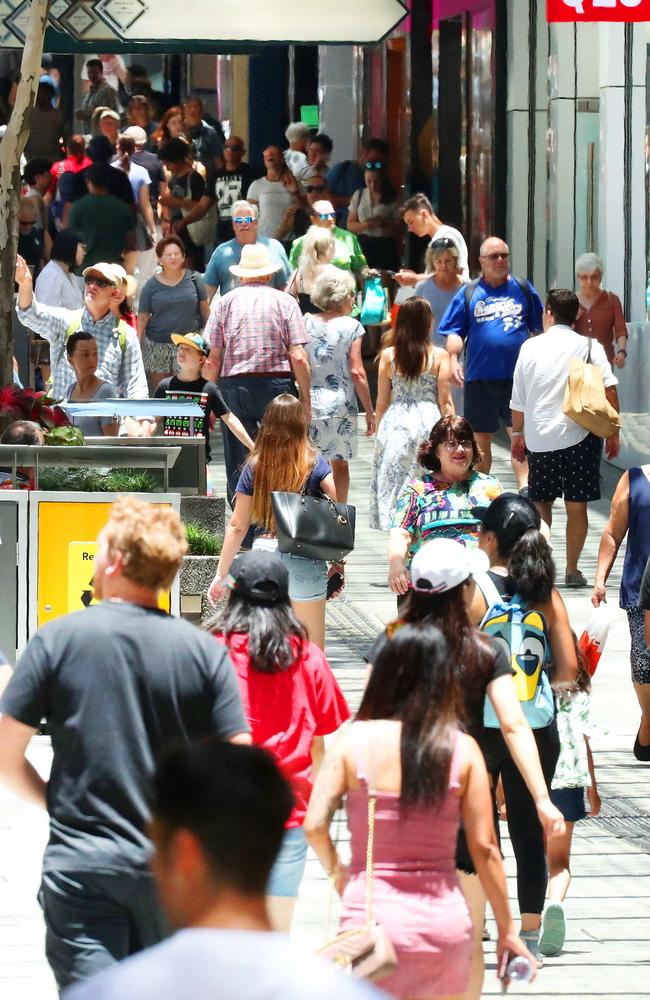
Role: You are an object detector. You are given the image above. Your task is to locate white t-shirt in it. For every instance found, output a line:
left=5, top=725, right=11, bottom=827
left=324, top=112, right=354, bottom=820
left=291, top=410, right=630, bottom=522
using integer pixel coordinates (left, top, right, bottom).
left=429, top=224, right=469, bottom=281
left=34, top=260, right=84, bottom=310
left=64, top=928, right=384, bottom=1000
left=349, top=188, right=399, bottom=237
left=510, top=324, right=618, bottom=454
left=247, top=176, right=296, bottom=238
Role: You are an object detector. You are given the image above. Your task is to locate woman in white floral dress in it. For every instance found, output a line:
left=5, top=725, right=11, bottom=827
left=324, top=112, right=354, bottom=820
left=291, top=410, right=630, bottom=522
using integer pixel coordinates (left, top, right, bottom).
left=305, top=270, right=375, bottom=502
left=370, top=297, right=453, bottom=530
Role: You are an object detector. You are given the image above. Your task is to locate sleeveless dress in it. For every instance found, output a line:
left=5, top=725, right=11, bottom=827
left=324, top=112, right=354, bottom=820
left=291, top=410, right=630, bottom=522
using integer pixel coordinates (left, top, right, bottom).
left=339, top=722, right=473, bottom=999
left=620, top=466, right=650, bottom=684
left=369, top=350, right=442, bottom=530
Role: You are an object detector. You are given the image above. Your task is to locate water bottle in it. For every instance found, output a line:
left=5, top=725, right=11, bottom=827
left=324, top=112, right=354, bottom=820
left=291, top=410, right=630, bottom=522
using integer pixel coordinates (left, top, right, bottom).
left=507, top=955, right=534, bottom=983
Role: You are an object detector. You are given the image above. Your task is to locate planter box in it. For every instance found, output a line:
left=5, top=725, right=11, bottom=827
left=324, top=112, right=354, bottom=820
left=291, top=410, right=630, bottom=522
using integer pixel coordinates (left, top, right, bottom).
left=180, top=495, right=225, bottom=535
left=180, top=554, right=219, bottom=625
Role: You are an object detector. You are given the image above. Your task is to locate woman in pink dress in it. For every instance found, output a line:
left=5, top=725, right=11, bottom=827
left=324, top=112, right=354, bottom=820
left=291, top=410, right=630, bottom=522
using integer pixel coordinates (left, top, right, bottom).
left=305, top=623, right=535, bottom=999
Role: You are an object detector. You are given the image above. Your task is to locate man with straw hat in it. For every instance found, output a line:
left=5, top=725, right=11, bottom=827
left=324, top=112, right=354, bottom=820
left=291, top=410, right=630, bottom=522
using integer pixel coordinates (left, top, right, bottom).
left=205, top=243, right=311, bottom=508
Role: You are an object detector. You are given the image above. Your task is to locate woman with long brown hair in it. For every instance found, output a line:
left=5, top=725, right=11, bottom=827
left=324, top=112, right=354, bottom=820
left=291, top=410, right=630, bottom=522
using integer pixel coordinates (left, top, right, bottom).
left=152, top=105, right=186, bottom=147
left=370, top=297, right=453, bottom=530
left=306, top=620, right=536, bottom=999
left=207, top=394, right=338, bottom=648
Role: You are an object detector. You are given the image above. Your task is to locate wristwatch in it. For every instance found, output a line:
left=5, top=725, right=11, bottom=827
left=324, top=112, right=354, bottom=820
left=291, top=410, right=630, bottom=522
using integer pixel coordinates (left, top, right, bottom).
left=511, top=431, right=525, bottom=437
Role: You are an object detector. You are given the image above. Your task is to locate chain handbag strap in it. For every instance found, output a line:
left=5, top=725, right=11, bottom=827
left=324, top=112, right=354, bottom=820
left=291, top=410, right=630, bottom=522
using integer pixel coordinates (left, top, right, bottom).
left=364, top=793, right=377, bottom=920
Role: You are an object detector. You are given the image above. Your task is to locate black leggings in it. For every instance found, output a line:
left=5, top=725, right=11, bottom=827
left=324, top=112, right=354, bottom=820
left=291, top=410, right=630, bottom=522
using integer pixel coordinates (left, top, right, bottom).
left=482, top=721, right=560, bottom=916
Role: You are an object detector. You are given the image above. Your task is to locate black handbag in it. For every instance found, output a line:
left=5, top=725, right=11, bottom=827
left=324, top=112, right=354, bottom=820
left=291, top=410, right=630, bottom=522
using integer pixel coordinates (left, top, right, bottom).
left=272, top=481, right=356, bottom=563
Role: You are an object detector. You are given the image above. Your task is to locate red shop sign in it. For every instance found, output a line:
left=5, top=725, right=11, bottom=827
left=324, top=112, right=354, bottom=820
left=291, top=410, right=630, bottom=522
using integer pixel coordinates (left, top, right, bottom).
left=547, top=0, right=650, bottom=20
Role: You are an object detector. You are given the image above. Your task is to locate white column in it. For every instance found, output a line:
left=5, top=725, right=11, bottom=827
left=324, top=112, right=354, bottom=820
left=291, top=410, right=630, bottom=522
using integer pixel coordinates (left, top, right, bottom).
left=598, top=23, right=646, bottom=321
left=317, top=46, right=360, bottom=161
left=506, top=0, right=549, bottom=294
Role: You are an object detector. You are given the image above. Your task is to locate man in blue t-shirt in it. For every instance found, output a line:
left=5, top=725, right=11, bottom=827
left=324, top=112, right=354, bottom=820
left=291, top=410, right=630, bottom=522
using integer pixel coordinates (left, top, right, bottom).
left=203, top=200, right=291, bottom=300
left=438, top=236, right=543, bottom=488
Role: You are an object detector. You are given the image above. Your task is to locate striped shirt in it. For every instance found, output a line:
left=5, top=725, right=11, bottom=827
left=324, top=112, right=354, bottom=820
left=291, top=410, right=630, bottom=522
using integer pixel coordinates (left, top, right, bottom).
left=16, top=298, right=148, bottom=400
left=206, top=283, right=308, bottom=377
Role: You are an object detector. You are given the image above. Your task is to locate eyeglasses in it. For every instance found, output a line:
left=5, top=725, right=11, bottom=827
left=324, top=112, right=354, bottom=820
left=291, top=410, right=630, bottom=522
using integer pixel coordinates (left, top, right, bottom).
left=233, top=216, right=254, bottom=224
left=305, top=185, right=326, bottom=193
left=365, top=160, right=384, bottom=170
left=442, top=439, right=473, bottom=451
left=84, top=276, right=113, bottom=289
left=481, top=252, right=509, bottom=261
left=318, top=212, right=336, bottom=220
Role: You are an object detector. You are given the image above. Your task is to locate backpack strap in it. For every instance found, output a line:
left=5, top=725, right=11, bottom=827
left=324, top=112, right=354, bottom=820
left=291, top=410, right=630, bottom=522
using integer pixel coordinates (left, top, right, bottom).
left=463, top=278, right=480, bottom=325
left=512, top=276, right=536, bottom=329
left=66, top=311, right=129, bottom=355
left=474, top=571, right=503, bottom=625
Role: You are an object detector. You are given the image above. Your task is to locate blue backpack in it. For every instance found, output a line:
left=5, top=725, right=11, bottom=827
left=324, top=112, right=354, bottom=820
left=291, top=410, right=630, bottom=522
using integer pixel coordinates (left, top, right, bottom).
left=477, top=575, right=554, bottom=729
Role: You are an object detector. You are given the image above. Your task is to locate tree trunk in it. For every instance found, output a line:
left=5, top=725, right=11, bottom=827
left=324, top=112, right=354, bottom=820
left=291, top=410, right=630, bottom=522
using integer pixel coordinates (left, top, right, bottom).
left=0, top=0, right=52, bottom=389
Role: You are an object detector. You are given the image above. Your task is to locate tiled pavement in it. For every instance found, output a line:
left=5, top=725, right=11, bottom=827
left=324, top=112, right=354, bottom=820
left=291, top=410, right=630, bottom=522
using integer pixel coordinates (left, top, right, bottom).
left=1, top=427, right=648, bottom=998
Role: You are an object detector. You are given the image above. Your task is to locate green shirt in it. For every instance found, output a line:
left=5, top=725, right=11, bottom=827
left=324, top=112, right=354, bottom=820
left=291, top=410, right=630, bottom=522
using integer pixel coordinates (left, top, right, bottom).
left=68, top=193, right=134, bottom=267
left=289, top=226, right=367, bottom=273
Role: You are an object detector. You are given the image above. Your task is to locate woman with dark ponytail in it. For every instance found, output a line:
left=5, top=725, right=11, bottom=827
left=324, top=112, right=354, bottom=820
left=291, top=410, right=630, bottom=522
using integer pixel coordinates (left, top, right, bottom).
left=469, top=493, right=578, bottom=967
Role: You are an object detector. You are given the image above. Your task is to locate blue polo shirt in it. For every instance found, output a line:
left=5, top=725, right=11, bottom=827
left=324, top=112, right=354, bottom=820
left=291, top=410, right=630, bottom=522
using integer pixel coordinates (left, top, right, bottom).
left=204, top=237, right=291, bottom=296
left=438, top=276, right=543, bottom=381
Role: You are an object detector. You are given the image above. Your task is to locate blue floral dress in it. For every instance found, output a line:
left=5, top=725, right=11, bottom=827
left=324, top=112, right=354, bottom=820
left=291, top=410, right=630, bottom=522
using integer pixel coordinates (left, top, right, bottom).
left=306, top=314, right=364, bottom=462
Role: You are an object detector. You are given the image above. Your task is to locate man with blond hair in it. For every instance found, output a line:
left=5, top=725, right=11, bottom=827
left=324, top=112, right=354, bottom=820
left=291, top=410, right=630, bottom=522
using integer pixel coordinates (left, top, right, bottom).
left=0, top=497, right=249, bottom=992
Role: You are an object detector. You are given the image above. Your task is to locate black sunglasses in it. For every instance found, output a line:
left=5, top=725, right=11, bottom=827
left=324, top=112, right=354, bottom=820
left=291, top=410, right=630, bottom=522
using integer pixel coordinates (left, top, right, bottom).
left=305, top=184, right=326, bottom=193
left=84, top=276, right=113, bottom=289
left=225, top=144, right=243, bottom=152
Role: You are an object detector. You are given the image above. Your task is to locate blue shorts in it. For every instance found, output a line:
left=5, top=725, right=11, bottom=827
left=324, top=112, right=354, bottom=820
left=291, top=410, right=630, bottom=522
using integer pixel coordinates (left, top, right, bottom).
left=464, top=378, right=513, bottom=434
left=266, top=827, right=308, bottom=897
left=279, top=551, right=328, bottom=602
left=550, top=786, right=587, bottom=823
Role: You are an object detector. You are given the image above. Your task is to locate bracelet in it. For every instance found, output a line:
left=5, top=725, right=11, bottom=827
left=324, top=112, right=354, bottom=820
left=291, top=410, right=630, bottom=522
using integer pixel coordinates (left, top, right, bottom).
left=616, top=348, right=627, bottom=357
left=511, top=430, right=525, bottom=438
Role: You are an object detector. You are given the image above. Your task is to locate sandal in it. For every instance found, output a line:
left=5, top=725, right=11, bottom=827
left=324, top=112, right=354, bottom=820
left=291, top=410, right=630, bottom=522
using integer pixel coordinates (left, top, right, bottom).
left=565, top=570, right=589, bottom=588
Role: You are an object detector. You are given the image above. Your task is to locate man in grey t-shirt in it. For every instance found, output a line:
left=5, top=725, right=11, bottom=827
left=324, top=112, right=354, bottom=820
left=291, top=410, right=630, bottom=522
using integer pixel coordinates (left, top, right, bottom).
left=0, top=497, right=250, bottom=992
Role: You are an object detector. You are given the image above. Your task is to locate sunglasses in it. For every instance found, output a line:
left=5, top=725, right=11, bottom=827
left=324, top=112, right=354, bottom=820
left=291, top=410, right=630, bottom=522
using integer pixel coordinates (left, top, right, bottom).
left=481, top=252, right=509, bottom=261
left=442, top=439, right=473, bottom=452
left=84, top=276, right=113, bottom=289
left=225, top=144, right=243, bottom=151
left=317, top=212, right=336, bottom=221
left=305, top=185, right=326, bottom=193
left=365, top=160, right=384, bottom=170
left=233, top=216, right=254, bottom=224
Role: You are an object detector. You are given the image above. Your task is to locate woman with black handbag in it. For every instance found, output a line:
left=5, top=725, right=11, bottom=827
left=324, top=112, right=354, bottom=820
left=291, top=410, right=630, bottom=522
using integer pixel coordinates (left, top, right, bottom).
left=207, top=394, right=347, bottom=649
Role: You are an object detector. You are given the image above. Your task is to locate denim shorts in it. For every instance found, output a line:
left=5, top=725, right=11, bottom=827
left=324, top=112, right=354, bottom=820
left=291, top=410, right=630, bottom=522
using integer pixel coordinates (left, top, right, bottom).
left=464, top=378, right=513, bottom=433
left=279, top=551, right=328, bottom=602
left=266, top=827, right=308, bottom=897
left=549, top=786, right=587, bottom=823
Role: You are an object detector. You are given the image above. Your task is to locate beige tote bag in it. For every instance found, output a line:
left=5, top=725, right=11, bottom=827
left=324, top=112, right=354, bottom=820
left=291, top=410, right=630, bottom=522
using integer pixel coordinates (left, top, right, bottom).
left=563, top=339, right=621, bottom=439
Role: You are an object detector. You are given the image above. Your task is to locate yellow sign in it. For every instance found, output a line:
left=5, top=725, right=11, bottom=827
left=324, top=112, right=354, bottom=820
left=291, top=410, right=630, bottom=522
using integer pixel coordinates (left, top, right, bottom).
left=37, top=501, right=172, bottom=626
left=67, top=542, right=99, bottom=613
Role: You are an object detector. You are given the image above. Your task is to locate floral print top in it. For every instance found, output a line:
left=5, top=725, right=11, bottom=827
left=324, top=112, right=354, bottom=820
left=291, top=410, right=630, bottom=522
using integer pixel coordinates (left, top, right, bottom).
left=390, top=471, right=503, bottom=566
left=551, top=689, right=601, bottom=790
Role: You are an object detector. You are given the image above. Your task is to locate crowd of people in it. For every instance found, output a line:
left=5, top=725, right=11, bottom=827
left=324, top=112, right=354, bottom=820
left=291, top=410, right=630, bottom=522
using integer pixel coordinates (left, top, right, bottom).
left=1, top=52, right=649, bottom=1000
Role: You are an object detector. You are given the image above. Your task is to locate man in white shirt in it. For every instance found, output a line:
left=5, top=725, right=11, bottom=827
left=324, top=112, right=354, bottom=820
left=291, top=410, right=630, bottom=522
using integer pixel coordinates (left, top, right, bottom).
left=395, top=192, right=470, bottom=283
left=64, top=741, right=382, bottom=1000
left=247, top=146, right=305, bottom=242
left=510, top=288, right=620, bottom=587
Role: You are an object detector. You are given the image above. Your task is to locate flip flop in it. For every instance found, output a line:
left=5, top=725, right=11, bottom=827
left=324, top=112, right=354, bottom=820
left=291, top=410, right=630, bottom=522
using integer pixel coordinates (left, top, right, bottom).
left=539, top=902, right=566, bottom=957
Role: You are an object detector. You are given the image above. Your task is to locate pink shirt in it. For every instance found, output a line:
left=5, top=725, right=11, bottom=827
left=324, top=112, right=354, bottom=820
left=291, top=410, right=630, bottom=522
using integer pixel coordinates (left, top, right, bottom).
left=206, top=282, right=309, bottom=377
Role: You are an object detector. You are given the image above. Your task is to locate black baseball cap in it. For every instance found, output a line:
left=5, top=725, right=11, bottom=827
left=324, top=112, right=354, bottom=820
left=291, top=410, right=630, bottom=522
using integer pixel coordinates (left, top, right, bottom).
left=226, top=550, right=289, bottom=604
left=471, top=493, right=540, bottom=554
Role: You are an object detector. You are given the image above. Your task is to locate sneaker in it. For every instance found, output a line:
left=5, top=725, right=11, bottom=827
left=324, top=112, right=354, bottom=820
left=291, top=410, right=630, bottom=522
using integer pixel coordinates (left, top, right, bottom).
left=539, top=902, right=566, bottom=956
left=565, top=570, right=589, bottom=588
left=520, top=930, right=544, bottom=968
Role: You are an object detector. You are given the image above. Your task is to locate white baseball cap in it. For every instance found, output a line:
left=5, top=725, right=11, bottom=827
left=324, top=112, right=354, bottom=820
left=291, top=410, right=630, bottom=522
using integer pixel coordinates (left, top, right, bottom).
left=410, top=538, right=489, bottom=594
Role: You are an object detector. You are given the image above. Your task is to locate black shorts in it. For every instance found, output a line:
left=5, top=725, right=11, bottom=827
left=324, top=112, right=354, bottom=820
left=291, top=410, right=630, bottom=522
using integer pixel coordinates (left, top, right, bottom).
left=549, top=786, right=587, bottom=823
left=528, top=433, right=602, bottom=503
left=464, top=379, right=513, bottom=434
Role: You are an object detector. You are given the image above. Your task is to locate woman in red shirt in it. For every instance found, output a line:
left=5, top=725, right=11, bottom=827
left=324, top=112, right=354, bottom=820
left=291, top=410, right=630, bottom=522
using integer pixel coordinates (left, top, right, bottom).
left=213, top=550, right=350, bottom=932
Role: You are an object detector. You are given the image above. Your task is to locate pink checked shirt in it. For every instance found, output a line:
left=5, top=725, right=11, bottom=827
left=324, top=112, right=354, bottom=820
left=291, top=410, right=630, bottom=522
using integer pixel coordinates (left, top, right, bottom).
left=206, top=282, right=309, bottom=377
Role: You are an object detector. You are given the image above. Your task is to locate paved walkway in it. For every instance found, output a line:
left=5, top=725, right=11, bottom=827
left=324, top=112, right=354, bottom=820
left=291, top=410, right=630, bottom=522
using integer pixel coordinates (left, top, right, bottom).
left=1, top=428, right=649, bottom=998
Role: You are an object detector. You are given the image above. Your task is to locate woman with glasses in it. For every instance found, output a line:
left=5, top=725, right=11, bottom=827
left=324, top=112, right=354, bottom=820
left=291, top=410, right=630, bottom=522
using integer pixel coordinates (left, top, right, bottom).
left=289, top=199, right=368, bottom=283
left=347, top=164, right=400, bottom=271
left=386, top=414, right=502, bottom=596
left=574, top=252, right=627, bottom=368
left=370, top=300, right=454, bottom=530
